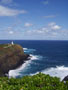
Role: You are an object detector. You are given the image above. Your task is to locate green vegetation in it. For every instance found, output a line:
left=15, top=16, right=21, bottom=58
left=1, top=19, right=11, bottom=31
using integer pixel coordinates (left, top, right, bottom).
left=0, top=73, right=68, bottom=90
left=0, top=44, right=24, bottom=56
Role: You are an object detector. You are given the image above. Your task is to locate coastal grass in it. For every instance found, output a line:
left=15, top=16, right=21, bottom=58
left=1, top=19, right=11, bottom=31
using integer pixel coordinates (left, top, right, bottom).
left=0, top=73, right=68, bottom=90
left=0, top=44, right=24, bottom=56
left=0, top=44, right=14, bottom=55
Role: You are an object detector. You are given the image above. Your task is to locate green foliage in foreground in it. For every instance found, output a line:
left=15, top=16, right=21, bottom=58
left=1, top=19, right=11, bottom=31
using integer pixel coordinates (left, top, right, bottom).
left=0, top=73, right=68, bottom=90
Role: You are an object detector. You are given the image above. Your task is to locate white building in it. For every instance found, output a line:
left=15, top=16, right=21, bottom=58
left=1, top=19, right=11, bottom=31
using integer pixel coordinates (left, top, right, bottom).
left=11, top=41, right=14, bottom=45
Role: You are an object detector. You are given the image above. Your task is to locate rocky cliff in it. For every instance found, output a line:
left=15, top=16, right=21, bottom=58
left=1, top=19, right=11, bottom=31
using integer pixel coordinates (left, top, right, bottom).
left=0, top=44, right=29, bottom=76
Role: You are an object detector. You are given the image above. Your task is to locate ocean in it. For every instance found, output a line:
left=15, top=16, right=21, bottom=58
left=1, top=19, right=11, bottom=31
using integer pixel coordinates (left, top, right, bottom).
left=0, top=40, right=68, bottom=80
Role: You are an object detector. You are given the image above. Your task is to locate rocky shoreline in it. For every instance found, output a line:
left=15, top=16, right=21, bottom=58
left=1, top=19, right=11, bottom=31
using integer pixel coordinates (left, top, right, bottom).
left=0, top=43, right=68, bottom=82
left=0, top=43, right=30, bottom=76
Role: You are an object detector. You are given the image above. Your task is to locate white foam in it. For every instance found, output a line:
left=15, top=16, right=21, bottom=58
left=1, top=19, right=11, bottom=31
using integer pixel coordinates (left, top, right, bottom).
left=41, top=66, right=68, bottom=80
left=23, top=48, right=36, bottom=53
left=9, top=63, right=68, bottom=80
left=9, top=54, right=39, bottom=78
left=23, top=48, right=28, bottom=50
left=29, top=66, right=68, bottom=80
left=30, top=54, right=39, bottom=60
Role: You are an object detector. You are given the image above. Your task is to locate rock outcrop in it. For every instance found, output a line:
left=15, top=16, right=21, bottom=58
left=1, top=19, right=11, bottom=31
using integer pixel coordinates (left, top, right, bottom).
left=63, top=75, right=68, bottom=81
left=0, top=44, right=29, bottom=76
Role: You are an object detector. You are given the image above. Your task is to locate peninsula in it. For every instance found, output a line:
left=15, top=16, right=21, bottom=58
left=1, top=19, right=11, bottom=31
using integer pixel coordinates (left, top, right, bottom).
left=0, top=42, right=29, bottom=76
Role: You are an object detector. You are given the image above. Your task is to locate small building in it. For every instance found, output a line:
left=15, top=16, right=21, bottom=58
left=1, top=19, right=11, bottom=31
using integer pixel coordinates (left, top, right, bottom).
left=11, top=41, right=14, bottom=45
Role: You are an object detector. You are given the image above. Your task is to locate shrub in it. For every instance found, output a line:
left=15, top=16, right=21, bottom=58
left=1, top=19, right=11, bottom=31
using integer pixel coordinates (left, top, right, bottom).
left=0, top=73, right=68, bottom=90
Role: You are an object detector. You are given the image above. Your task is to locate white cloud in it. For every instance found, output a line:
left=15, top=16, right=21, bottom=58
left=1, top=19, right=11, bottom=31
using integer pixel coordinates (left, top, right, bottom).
left=1, top=0, right=13, bottom=4
left=9, top=31, right=14, bottom=34
left=25, top=22, right=62, bottom=37
left=7, top=27, right=14, bottom=34
left=36, top=30, right=44, bottom=34
left=52, top=32, right=57, bottom=36
left=0, top=0, right=18, bottom=7
left=43, top=0, right=49, bottom=5
left=48, top=22, right=56, bottom=26
left=24, top=23, right=33, bottom=27
left=43, top=15, right=57, bottom=18
left=0, top=22, right=67, bottom=40
left=51, top=25, right=61, bottom=30
left=36, top=22, right=61, bottom=34
left=7, top=27, right=12, bottom=30
left=37, top=28, right=49, bottom=34
left=0, top=5, right=27, bottom=16
left=48, top=22, right=61, bottom=30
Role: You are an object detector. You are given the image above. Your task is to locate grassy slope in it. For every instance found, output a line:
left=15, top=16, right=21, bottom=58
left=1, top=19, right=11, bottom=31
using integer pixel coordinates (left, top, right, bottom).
left=0, top=73, right=68, bottom=90
left=0, top=44, right=24, bottom=56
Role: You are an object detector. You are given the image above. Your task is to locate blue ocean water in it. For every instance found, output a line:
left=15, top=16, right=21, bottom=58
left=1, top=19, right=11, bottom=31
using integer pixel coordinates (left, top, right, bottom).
left=0, top=40, right=68, bottom=80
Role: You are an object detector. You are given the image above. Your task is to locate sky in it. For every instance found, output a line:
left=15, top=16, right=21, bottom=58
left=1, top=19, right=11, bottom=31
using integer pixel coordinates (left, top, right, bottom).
left=0, top=0, right=68, bottom=40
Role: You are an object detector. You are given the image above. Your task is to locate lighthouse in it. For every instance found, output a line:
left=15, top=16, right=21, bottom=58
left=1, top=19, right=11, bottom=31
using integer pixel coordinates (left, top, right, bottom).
left=11, top=41, right=14, bottom=45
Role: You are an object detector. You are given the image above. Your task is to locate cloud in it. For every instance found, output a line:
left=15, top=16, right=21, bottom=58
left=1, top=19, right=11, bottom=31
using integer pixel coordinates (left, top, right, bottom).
left=42, top=0, right=49, bottom=5
left=48, top=22, right=56, bottom=26
left=0, top=0, right=17, bottom=6
left=48, top=22, right=61, bottom=30
left=1, top=0, right=13, bottom=4
left=9, top=30, right=14, bottom=34
left=52, top=32, right=58, bottom=36
left=24, top=23, right=33, bottom=27
left=25, top=22, right=62, bottom=37
left=51, top=25, right=61, bottom=30
left=0, top=22, right=67, bottom=40
left=0, top=5, right=27, bottom=16
left=35, top=27, right=49, bottom=34
left=37, top=22, right=61, bottom=34
left=7, top=27, right=14, bottom=34
left=43, top=15, right=57, bottom=18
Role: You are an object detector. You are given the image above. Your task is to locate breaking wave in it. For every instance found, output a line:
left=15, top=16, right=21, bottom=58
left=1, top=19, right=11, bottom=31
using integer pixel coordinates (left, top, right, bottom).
left=42, top=66, right=68, bottom=80
left=9, top=47, right=68, bottom=80
left=23, top=48, right=36, bottom=53
left=30, top=66, right=68, bottom=80
left=9, top=54, right=41, bottom=78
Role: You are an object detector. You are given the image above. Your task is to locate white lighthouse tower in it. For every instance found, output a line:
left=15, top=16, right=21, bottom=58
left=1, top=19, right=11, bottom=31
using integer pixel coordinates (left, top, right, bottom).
left=11, top=41, right=14, bottom=45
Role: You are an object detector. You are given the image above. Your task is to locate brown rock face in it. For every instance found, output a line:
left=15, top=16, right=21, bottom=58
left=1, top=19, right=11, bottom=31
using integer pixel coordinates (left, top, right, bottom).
left=0, top=44, right=29, bottom=76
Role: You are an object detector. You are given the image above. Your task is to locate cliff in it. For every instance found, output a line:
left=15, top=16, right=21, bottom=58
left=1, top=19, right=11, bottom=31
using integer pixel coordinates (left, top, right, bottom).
left=0, top=44, right=29, bottom=76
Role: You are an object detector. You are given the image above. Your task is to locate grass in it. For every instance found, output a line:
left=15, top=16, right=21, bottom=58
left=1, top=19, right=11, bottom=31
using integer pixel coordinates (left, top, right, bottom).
left=0, top=73, right=68, bottom=90
left=0, top=44, right=24, bottom=56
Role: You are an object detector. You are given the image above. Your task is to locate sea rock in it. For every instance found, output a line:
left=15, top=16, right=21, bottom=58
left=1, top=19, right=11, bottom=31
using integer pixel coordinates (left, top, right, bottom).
left=0, top=44, right=29, bottom=76
left=63, top=75, right=68, bottom=81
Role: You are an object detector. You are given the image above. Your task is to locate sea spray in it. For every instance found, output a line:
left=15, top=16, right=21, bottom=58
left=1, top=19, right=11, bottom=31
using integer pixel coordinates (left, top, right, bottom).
left=9, top=54, right=40, bottom=78
left=30, top=66, right=68, bottom=80
left=42, top=66, right=68, bottom=80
